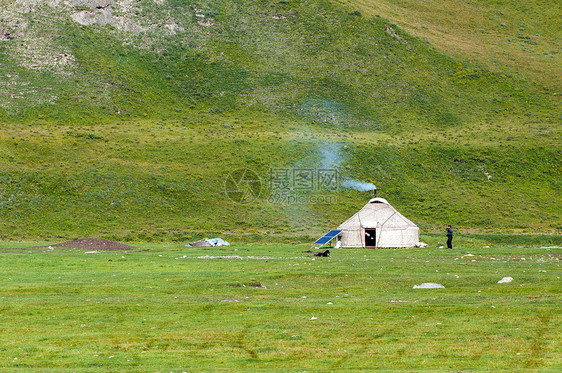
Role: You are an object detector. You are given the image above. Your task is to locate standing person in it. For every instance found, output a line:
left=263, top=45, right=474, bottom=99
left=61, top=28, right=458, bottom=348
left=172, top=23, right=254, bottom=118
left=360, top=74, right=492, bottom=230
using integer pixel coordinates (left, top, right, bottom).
left=446, top=225, right=453, bottom=249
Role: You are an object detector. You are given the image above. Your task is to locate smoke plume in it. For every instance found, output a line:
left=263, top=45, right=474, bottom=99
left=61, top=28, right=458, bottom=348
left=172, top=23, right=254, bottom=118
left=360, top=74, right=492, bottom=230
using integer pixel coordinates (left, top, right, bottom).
left=341, top=179, right=376, bottom=191
left=319, top=143, right=342, bottom=168
left=316, top=142, right=375, bottom=192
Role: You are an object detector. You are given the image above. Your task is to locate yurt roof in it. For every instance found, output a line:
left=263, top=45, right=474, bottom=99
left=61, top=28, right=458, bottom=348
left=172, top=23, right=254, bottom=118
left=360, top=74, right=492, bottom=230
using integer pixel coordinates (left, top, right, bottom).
left=338, top=197, right=418, bottom=229
left=368, top=197, right=389, bottom=204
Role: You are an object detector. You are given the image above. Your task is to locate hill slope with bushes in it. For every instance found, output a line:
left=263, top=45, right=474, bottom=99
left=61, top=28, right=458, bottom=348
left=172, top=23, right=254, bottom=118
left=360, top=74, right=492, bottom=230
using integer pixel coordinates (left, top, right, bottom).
left=0, top=0, right=560, bottom=241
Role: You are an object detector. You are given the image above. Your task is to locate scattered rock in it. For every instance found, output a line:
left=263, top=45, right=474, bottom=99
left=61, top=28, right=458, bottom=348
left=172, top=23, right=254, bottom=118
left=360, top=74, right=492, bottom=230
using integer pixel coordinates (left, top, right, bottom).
left=196, top=255, right=244, bottom=259
left=385, top=25, right=408, bottom=43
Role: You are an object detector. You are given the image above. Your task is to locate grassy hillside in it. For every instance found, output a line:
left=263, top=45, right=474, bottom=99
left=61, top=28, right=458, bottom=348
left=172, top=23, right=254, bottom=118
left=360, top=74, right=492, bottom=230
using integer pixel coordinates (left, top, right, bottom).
left=341, top=0, right=561, bottom=89
left=0, top=0, right=560, bottom=241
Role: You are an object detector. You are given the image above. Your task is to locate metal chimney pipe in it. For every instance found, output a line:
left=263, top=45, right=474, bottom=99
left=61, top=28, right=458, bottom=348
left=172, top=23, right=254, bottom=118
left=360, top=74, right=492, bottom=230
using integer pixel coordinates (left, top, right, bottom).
left=373, top=188, right=377, bottom=198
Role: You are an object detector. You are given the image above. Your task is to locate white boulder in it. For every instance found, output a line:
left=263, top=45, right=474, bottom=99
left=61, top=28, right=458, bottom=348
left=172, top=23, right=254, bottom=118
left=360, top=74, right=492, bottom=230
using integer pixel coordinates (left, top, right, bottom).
left=413, top=283, right=445, bottom=289
left=497, top=277, right=513, bottom=284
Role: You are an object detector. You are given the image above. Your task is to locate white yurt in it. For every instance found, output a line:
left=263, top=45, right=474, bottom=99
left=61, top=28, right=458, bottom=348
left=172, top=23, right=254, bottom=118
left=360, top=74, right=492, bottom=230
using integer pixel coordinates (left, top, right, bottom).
left=337, top=196, right=420, bottom=248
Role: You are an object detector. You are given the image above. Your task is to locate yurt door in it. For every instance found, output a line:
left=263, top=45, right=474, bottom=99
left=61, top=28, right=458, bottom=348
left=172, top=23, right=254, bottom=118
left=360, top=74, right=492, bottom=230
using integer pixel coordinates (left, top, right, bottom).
left=364, top=228, right=377, bottom=248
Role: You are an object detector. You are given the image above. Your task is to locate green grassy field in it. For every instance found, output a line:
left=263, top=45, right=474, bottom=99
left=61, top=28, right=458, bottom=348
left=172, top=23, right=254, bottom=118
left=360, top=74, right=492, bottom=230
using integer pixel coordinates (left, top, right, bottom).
left=1, top=239, right=560, bottom=371
left=1, top=2, right=560, bottom=370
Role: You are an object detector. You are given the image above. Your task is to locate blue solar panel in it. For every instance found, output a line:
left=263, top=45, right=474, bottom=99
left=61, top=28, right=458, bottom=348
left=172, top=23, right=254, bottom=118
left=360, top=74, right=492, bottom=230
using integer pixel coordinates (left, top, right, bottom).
left=314, top=230, right=342, bottom=245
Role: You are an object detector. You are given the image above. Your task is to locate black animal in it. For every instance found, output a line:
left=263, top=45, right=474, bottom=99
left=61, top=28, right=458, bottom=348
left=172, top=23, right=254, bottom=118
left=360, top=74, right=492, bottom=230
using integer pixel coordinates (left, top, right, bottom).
left=314, top=249, right=330, bottom=257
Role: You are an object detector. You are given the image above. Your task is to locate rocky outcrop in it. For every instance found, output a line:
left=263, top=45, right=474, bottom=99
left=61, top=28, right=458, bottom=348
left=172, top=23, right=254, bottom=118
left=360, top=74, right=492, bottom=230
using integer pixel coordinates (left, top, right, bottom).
left=70, top=0, right=114, bottom=26
left=71, top=7, right=114, bottom=26
left=69, top=0, right=148, bottom=33
left=70, top=0, right=113, bottom=8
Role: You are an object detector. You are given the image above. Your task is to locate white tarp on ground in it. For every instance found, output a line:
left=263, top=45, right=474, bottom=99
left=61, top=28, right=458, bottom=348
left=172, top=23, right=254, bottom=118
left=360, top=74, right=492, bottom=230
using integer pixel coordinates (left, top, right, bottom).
left=186, top=238, right=230, bottom=247
left=337, top=197, right=420, bottom=248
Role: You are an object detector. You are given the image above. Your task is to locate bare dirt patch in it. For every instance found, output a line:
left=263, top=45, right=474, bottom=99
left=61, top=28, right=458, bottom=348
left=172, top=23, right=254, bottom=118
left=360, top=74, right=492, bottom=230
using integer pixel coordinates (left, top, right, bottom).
left=53, top=237, right=133, bottom=251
